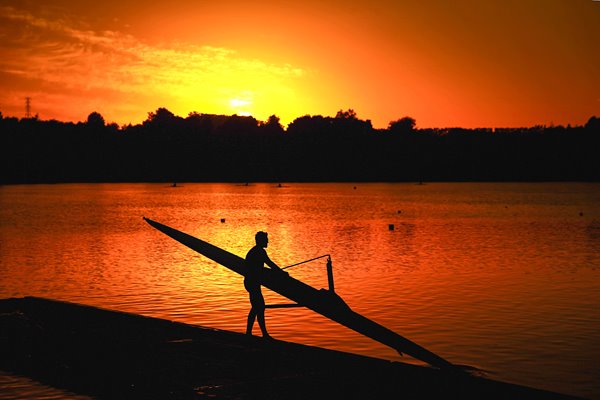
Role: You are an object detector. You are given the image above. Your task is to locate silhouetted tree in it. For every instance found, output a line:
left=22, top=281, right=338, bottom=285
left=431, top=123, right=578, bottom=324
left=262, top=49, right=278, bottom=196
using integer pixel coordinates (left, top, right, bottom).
left=260, top=115, right=284, bottom=137
left=585, top=116, right=600, bottom=131
left=185, top=112, right=214, bottom=136
left=286, top=115, right=331, bottom=139
left=145, top=107, right=177, bottom=126
left=1, top=108, right=599, bottom=184
left=107, top=122, right=119, bottom=132
left=335, top=109, right=357, bottom=119
left=86, top=112, right=105, bottom=128
left=265, top=114, right=283, bottom=129
left=142, top=107, right=186, bottom=144
left=216, top=115, right=259, bottom=137
left=388, top=117, right=416, bottom=134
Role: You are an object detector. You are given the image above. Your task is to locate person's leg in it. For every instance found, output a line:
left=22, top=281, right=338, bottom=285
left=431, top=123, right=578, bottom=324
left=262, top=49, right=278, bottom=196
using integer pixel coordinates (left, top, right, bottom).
left=257, top=309, right=270, bottom=338
left=246, top=308, right=256, bottom=335
left=247, top=288, right=262, bottom=335
left=254, top=290, right=270, bottom=338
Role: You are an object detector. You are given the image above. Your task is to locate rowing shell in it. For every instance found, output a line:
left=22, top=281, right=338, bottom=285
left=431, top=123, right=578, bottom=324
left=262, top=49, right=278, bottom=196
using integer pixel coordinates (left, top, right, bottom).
left=143, top=217, right=453, bottom=368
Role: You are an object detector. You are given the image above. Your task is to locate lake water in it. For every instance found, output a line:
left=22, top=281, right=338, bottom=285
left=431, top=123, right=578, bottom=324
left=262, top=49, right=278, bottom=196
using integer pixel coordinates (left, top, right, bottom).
left=1, top=183, right=599, bottom=399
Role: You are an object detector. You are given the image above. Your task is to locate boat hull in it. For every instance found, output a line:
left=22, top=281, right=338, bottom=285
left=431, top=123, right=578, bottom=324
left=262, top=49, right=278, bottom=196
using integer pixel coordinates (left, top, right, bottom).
left=143, top=217, right=453, bottom=368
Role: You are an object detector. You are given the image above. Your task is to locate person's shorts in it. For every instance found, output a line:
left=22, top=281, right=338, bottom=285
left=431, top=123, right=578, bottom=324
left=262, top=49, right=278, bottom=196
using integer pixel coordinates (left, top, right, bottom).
left=245, top=281, right=265, bottom=309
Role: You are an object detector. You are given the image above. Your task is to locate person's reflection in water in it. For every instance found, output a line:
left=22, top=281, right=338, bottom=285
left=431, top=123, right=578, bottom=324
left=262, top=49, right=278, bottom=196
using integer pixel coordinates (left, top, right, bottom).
left=244, top=231, right=284, bottom=339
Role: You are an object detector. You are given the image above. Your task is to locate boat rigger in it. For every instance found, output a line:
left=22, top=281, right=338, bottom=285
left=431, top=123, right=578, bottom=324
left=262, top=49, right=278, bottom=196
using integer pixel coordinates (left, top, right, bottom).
left=143, top=217, right=453, bottom=368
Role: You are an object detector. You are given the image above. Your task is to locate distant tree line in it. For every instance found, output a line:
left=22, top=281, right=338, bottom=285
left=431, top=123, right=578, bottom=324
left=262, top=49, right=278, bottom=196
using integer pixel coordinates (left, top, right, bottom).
left=1, top=108, right=599, bottom=183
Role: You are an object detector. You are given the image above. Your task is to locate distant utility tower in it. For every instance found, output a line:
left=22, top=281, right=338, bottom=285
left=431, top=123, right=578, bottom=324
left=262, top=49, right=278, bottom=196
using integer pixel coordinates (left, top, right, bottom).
left=25, top=97, right=31, bottom=118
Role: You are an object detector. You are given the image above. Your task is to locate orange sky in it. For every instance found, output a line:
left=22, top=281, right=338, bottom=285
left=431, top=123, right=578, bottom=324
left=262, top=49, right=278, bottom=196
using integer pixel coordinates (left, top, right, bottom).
left=1, top=0, right=599, bottom=128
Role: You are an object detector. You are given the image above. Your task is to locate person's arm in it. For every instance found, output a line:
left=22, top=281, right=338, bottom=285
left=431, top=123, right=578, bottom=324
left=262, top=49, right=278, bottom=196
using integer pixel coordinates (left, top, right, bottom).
left=264, top=254, right=281, bottom=271
left=262, top=250, right=287, bottom=274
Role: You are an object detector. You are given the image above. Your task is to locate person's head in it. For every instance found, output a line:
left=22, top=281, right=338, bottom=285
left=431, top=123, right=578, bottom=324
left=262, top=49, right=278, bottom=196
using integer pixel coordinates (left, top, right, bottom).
left=255, top=231, right=268, bottom=248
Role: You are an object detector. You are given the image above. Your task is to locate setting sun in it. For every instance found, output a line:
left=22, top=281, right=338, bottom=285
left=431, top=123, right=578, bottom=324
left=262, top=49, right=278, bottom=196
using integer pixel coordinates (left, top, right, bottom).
left=229, top=97, right=253, bottom=116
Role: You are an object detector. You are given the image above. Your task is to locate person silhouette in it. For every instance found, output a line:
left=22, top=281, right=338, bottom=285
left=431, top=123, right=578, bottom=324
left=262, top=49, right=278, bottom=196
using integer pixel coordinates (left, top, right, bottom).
left=244, top=231, right=283, bottom=338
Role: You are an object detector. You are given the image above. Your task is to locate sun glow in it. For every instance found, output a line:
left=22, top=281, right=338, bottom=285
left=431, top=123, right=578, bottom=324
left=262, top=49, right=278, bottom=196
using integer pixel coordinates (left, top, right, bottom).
left=229, top=97, right=253, bottom=116
left=0, top=5, right=311, bottom=126
left=1, top=1, right=599, bottom=128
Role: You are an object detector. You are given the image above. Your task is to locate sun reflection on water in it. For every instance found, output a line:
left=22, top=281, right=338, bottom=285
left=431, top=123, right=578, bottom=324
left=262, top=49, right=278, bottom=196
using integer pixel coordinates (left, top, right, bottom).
left=1, top=182, right=599, bottom=398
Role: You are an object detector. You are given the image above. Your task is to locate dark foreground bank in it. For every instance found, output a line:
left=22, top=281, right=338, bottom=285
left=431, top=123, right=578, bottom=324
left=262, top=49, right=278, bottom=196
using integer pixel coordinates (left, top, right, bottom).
left=0, top=297, right=582, bottom=400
